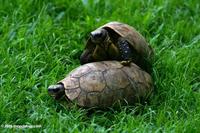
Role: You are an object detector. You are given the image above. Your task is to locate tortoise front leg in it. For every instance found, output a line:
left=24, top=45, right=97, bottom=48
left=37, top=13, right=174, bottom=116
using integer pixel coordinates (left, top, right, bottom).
left=117, top=38, right=133, bottom=66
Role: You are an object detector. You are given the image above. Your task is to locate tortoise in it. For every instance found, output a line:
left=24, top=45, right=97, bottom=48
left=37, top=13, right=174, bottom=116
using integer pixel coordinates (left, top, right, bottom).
left=80, top=21, right=154, bottom=73
left=48, top=61, right=153, bottom=108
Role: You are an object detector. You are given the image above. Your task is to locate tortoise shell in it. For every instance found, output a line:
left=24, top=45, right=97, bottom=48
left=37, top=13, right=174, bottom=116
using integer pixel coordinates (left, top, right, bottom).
left=58, top=61, right=153, bottom=108
left=81, top=21, right=154, bottom=73
left=100, top=21, right=153, bottom=57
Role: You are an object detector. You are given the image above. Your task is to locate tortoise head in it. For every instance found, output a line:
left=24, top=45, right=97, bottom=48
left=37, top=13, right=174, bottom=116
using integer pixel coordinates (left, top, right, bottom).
left=90, top=28, right=108, bottom=43
left=48, top=83, right=65, bottom=100
left=80, top=28, right=110, bottom=65
left=80, top=28, right=121, bottom=65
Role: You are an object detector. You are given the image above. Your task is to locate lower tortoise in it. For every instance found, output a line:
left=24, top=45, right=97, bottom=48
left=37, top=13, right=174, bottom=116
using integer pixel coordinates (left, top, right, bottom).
left=48, top=61, right=153, bottom=108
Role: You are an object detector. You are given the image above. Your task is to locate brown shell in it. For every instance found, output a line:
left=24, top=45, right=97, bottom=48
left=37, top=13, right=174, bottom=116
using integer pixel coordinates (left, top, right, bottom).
left=58, top=61, right=153, bottom=108
left=100, top=21, right=153, bottom=59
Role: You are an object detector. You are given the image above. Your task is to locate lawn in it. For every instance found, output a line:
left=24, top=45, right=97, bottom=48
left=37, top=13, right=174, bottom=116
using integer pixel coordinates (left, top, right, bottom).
left=0, top=0, right=200, bottom=132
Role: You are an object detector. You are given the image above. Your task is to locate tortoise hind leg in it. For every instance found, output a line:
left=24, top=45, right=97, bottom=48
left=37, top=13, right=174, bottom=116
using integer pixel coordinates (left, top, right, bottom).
left=48, top=83, right=65, bottom=100
left=117, top=37, right=133, bottom=66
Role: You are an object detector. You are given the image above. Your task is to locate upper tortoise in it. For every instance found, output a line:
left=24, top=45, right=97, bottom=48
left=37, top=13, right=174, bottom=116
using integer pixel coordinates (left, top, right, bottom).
left=48, top=61, right=153, bottom=108
left=80, top=21, right=154, bottom=73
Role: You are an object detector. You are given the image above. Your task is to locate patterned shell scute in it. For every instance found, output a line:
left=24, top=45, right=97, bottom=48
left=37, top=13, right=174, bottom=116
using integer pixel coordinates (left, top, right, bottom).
left=69, top=65, right=91, bottom=78
left=59, top=77, right=80, bottom=101
left=86, top=92, right=100, bottom=107
left=104, top=68, right=130, bottom=90
left=101, top=61, right=123, bottom=69
left=80, top=71, right=106, bottom=92
left=77, top=91, right=87, bottom=107
left=85, top=61, right=107, bottom=72
left=122, top=64, right=153, bottom=98
left=86, top=61, right=123, bottom=71
left=99, top=87, right=114, bottom=107
left=65, top=88, right=81, bottom=101
left=122, top=64, right=144, bottom=83
left=59, top=77, right=79, bottom=90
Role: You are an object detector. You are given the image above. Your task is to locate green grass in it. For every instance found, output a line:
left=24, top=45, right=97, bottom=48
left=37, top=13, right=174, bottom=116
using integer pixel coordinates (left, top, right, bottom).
left=0, top=0, right=200, bottom=132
